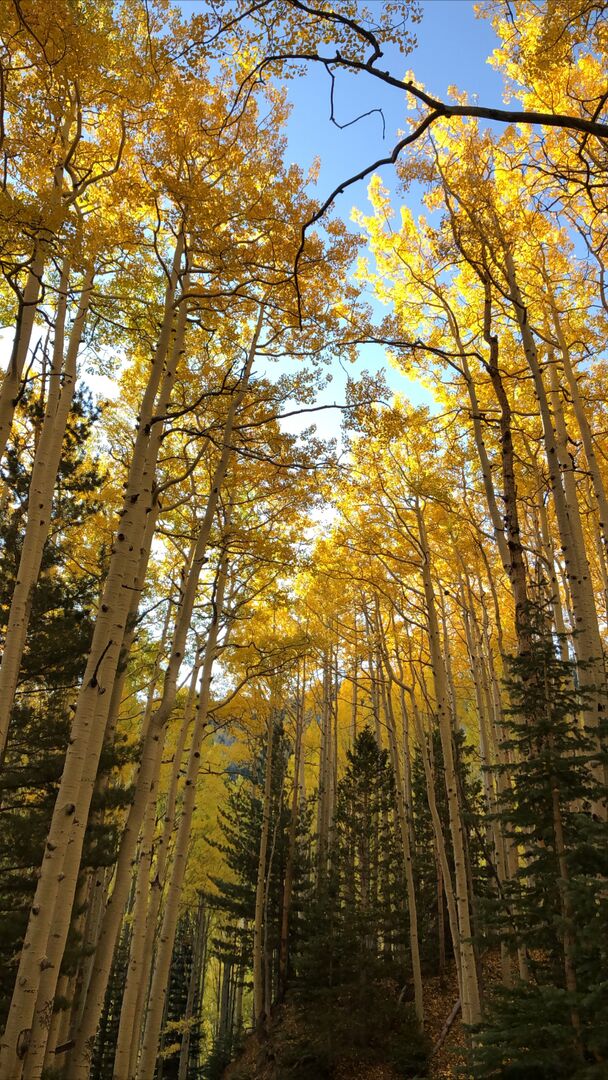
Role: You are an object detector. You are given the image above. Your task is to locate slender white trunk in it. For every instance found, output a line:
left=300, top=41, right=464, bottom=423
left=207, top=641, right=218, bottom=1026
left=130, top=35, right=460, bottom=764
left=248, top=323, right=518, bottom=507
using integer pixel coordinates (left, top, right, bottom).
left=177, top=897, right=206, bottom=1080
left=415, top=500, right=482, bottom=1026
left=505, top=252, right=605, bottom=707
left=113, top=646, right=201, bottom=1080
left=70, top=502, right=226, bottom=1077
left=408, top=687, right=462, bottom=989
left=0, top=251, right=45, bottom=462
left=252, top=711, right=274, bottom=1033
left=110, top=633, right=179, bottom=1080
left=70, top=300, right=262, bottom=1067
left=0, top=263, right=94, bottom=757
left=377, top=643, right=424, bottom=1024
left=0, top=240, right=186, bottom=1080
left=544, top=274, right=608, bottom=561
left=136, top=559, right=228, bottom=1079
left=389, top=634, right=464, bottom=990
left=447, top=320, right=510, bottom=575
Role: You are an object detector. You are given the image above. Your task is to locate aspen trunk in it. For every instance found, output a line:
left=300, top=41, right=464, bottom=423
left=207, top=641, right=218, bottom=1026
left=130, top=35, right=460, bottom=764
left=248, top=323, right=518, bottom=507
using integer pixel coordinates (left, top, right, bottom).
left=111, top=644, right=180, bottom=1080
left=40, top=973, right=69, bottom=1072
left=136, top=558, right=228, bottom=1079
left=68, top=520, right=163, bottom=1043
left=316, top=656, right=333, bottom=878
left=126, top=647, right=202, bottom=1077
left=0, top=264, right=94, bottom=758
left=113, top=641, right=201, bottom=1080
left=415, top=500, right=482, bottom=1026
left=481, top=282, right=530, bottom=648
left=544, top=274, right=608, bottom=562
left=458, top=348, right=510, bottom=573
left=0, top=250, right=46, bottom=463
left=350, top=646, right=359, bottom=744
left=0, top=239, right=187, bottom=1080
left=377, top=645, right=424, bottom=1024
left=177, top=898, right=206, bottom=1080
left=252, top=712, right=274, bottom=1033
left=439, top=591, right=458, bottom=729
left=278, top=664, right=305, bottom=999
left=69, top=500, right=231, bottom=1077
left=21, top=817, right=87, bottom=1078
left=537, top=491, right=570, bottom=661
left=505, top=251, right=606, bottom=789
left=406, top=683, right=462, bottom=990
left=459, top=582, right=512, bottom=985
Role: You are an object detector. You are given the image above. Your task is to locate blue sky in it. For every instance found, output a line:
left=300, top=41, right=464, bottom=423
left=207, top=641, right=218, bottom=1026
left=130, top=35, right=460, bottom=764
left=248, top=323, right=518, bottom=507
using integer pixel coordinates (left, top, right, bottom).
left=279, top=1, right=503, bottom=215
left=167, top=0, right=509, bottom=442
left=231, top=0, right=504, bottom=438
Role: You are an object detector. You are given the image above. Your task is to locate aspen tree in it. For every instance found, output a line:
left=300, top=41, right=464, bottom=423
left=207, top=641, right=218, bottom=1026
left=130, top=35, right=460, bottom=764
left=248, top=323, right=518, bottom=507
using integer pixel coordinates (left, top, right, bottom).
left=458, top=578, right=514, bottom=984
left=122, top=647, right=203, bottom=1080
left=111, top=629, right=197, bottom=1080
left=278, top=661, right=305, bottom=1000
left=69, top=312, right=263, bottom=1074
left=74, top=552, right=226, bottom=1080
left=0, top=239, right=188, bottom=1078
left=252, top=708, right=275, bottom=1034
left=0, top=262, right=94, bottom=757
left=375, top=612, right=424, bottom=1024
left=383, top=636, right=463, bottom=993
left=415, top=498, right=482, bottom=1026
left=316, top=655, right=333, bottom=877
left=0, top=247, right=47, bottom=463
left=504, top=251, right=607, bottom=780
left=65, top=512, right=167, bottom=1049
left=136, top=556, right=229, bottom=1078
left=177, top=897, right=206, bottom=1080
left=24, top=564, right=183, bottom=1078
left=542, top=267, right=608, bottom=561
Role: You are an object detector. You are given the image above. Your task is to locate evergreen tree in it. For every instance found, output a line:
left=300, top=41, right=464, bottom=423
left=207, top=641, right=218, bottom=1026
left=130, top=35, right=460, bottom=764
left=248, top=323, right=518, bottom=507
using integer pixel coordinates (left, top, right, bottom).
left=90, top=926, right=131, bottom=1080
left=204, top=722, right=308, bottom=1071
left=293, top=727, right=428, bottom=1078
left=473, top=618, right=608, bottom=1078
left=158, top=910, right=196, bottom=1080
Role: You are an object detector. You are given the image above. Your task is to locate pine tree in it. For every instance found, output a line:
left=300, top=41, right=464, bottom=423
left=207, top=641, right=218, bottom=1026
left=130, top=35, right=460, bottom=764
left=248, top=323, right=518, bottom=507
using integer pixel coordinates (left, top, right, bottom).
left=90, top=927, right=130, bottom=1080
left=204, top=722, right=306, bottom=1070
left=293, top=727, right=428, bottom=1078
left=473, top=614, right=608, bottom=1078
left=158, top=910, right=196, bottom=1080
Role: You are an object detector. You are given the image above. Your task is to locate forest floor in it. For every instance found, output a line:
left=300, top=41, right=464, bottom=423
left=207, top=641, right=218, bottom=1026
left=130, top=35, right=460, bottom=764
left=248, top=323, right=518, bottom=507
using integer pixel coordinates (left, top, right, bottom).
left=223, top=954, right=504, bottom=1079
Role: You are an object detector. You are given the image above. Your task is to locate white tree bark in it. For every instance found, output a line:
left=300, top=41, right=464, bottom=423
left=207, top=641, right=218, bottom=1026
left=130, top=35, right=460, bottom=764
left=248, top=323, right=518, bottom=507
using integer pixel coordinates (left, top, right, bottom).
left=415, top=500, right=482, bottom=1026
left=0, top=262, right=94, bottom=757
left=376, top=629, right=424, bottom=1025
left=0, top=239, right=186, bottom=1080
left=135, top=557, right=228, bottom=1079
left=70, top=309, right=262, bottom=1076
left=252, top=710, right=274, bottom=1033
left=113, top=646, right=202, bottom=1080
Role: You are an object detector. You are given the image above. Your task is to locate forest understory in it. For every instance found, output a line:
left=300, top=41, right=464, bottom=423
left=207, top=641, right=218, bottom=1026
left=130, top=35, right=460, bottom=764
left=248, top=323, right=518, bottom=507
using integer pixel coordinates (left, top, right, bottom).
left=0, top=1, right=607, bottom=1078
